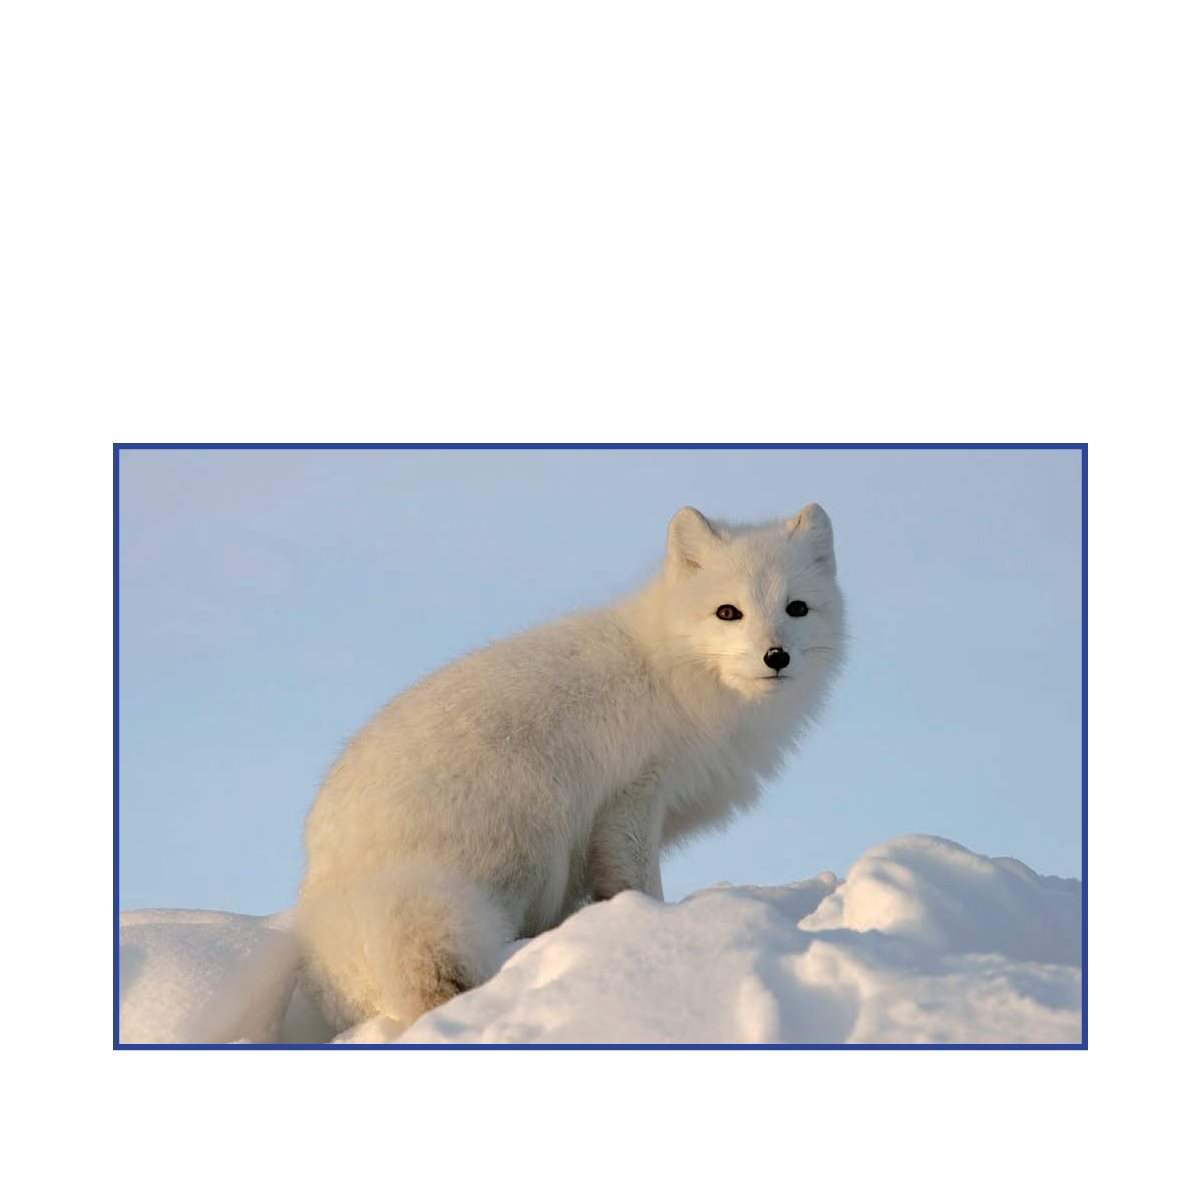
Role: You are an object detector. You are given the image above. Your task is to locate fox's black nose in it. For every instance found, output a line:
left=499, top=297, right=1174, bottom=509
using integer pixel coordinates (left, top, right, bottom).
left=763, top=647, right=790, bottom=673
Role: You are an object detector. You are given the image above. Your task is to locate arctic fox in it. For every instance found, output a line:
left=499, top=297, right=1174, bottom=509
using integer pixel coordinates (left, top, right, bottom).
left=296, top=505, right=845, bottom=1033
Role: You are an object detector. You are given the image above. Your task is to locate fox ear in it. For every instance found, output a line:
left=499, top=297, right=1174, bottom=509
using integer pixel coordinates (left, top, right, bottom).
left=789, top=503, right=836, bottom=574
left=667, top=506, right=721, bottom=574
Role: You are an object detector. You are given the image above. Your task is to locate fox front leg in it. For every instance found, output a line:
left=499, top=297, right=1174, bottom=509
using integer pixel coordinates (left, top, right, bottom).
left=587, top=777, right=667, bottom=903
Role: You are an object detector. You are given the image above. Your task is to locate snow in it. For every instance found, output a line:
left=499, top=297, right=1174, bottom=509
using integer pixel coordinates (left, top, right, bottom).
left=117, top=835, right=1082, bottom=1046
left=118, top=909, right=306, bottom=1044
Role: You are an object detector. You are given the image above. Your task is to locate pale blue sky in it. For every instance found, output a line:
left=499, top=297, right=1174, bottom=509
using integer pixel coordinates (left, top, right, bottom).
left=117, top=446, right=1083, bottom=914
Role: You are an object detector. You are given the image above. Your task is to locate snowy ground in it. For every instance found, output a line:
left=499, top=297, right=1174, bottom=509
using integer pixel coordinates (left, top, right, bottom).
left=117, top=835, right=1083, bottom=1046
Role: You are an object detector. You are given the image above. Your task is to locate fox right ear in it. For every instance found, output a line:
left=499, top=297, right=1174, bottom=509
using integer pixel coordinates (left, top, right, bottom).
left=789, top=503, right=836, bottom=574
left=666, top=506, right=720, bottom=574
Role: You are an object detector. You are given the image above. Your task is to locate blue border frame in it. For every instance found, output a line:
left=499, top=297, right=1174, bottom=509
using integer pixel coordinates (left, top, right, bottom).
left=113, top=442, right=1088, bottom=1050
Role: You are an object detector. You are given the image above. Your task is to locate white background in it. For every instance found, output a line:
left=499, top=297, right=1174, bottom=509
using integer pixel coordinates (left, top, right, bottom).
left=3, top=1, right=1196, bottom=1196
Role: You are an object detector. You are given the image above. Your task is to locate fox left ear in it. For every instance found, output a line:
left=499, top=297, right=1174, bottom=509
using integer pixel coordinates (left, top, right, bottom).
left=789, top=503, right=836, bottom=574
left=666, top=506, right=721, bottom=576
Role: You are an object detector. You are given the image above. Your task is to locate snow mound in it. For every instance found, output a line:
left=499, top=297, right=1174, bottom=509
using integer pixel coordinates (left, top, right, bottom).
left=118, top=909, right=328, bottom=1044
left=117, top=836, right=1082, bottom=1046
left=799, top=834, right=1082, bottom=964
left=119, top=909, right=295, bottom=1044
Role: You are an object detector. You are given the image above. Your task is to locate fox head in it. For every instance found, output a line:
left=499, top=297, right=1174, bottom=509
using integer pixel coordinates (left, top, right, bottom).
left=657, top=505, right=846, bottom=704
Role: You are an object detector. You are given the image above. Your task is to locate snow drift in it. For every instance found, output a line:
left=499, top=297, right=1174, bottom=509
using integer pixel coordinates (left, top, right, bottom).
left=117, top=835, right=1083, bottom=1046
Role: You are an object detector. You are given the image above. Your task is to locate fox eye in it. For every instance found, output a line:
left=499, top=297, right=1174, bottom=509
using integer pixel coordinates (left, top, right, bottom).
left=786, top=600, right=809, bottom=617
left=715, top=604, right=743, bottom=621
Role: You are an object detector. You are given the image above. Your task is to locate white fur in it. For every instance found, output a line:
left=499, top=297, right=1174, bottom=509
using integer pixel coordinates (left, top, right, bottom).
left=296, top=505, right=846, bottom=1032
